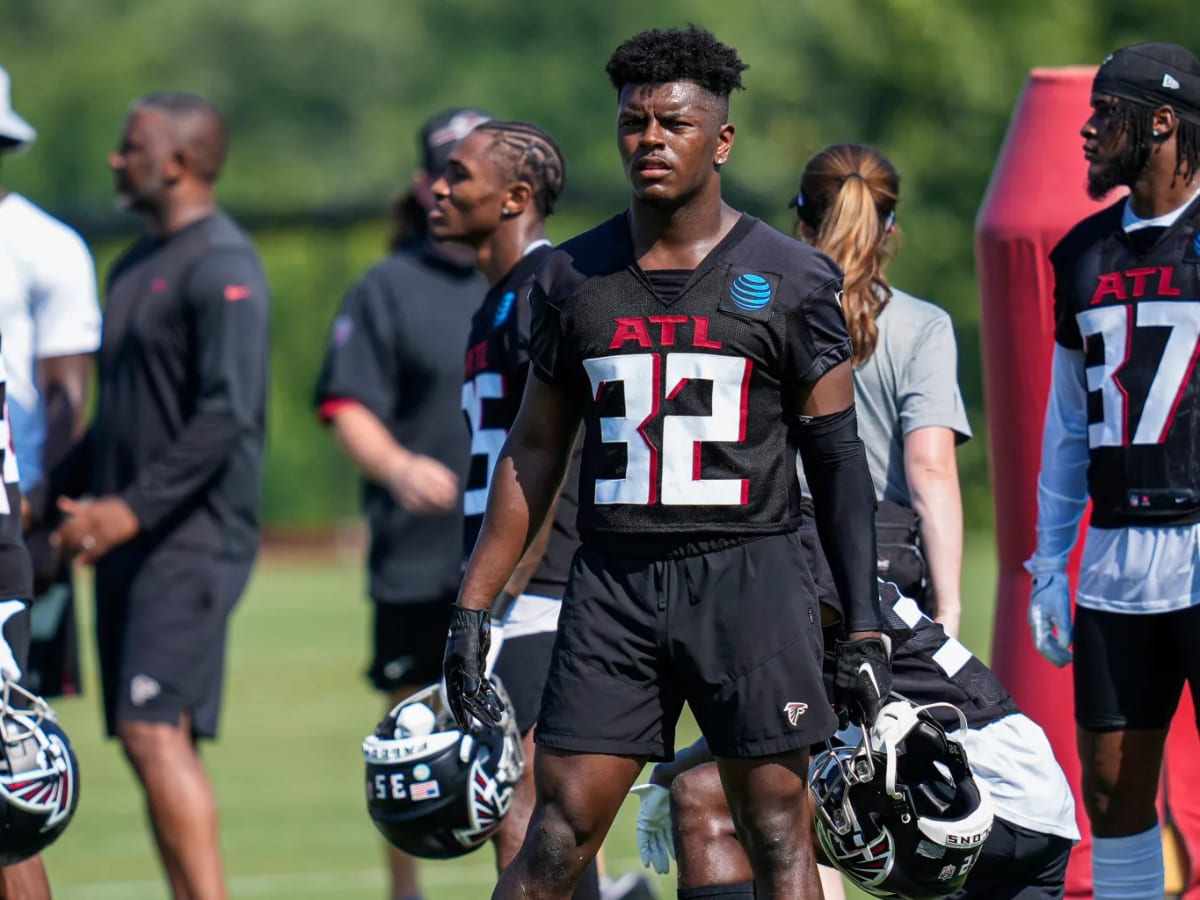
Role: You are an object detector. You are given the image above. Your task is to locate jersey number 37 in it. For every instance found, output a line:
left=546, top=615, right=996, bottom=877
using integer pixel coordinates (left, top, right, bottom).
left=1078, top=301, right=1200, bottom=447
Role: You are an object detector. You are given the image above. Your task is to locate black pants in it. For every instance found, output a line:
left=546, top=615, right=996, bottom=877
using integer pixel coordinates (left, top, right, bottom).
left=947, top=818, right=1072, bottom=900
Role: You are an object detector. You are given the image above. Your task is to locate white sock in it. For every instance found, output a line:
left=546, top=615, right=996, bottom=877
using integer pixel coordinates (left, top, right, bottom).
left=1093, top=823, right=1164, bottom=899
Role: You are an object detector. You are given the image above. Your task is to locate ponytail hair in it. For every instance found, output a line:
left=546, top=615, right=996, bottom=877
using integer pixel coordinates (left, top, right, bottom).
left=794, top=144, right=899, bottom=365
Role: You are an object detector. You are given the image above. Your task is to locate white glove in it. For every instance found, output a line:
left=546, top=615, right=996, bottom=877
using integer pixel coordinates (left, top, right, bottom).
left=0, top=600, right=23, bottom=681
left=629, top=782, right=673, bottom=875
left=1027, top=570, right=1073, bottom=667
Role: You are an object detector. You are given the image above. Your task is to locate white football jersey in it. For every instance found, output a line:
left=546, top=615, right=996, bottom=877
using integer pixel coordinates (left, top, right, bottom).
left=0, top=193, right=100, bottom=489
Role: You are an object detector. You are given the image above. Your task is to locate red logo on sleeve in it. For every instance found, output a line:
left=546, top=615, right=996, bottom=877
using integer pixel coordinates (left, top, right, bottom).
left=223, top=284, right=252, bottom=302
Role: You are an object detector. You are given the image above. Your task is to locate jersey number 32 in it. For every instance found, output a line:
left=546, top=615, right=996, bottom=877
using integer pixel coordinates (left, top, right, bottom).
left=583, top=352, right=750, bottom=506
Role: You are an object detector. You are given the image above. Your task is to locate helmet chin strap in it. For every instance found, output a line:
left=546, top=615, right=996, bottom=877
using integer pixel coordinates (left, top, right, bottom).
left=870, top=700, right=971, bottom=800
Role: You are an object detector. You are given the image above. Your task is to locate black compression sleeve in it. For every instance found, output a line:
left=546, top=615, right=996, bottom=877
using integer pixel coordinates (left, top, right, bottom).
left=796, top=405, right=883, bottom=634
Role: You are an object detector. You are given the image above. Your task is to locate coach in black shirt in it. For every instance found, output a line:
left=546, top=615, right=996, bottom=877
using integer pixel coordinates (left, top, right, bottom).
left=51, top=92, right=268, bottom=899
left=313, top=109, right=486, bottom=900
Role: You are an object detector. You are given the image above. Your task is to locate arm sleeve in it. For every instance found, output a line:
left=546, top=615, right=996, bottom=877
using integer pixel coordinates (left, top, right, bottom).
left=120, top=249, right=270, bottom=530
left=1026, top=344, right=1090, bottom=573
left=31, top=227, right=101, bottom=359
left=898, top=313, right=972, bottom=441
left=783, top=277, right=853, bottom=385
left=797, top=405, right=883, bottom=634
left=313, top=272, right=401, bottom=422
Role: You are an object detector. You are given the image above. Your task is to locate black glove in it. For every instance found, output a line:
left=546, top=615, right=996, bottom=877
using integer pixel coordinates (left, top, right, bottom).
left=442, top=604, right=504, bottom=733
left=832, top=636, right=892, bottom=728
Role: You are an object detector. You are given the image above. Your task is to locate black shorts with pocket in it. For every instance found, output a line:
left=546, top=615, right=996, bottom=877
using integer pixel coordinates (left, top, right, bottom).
left=367, top=594, right=456, bottom=693
left=535, top=531, right=837, bottom=761
left=95, top=547, right=253, bottom=740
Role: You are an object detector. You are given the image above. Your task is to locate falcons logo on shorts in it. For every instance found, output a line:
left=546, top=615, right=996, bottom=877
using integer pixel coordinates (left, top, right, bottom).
left=783, top=702, right=809, bottom=726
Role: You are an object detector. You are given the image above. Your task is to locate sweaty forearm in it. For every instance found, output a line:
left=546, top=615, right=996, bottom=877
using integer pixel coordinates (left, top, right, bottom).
left=459, top=439, right=568, bottom=612
left=499, top=490, right=562, bottom=598
left=798, top=406, right=882, bottom=634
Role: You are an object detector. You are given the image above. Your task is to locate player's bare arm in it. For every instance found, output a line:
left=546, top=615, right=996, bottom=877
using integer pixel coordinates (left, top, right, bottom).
left=458, top=375, right=581, bottom=613
left=444, top=375, right=579, bottom=734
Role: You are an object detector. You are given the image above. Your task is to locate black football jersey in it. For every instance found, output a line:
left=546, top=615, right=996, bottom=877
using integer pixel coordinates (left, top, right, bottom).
left=820, top=582, right=1018, bottom=730
left=462, top=244, right=580, bottom=596
left=1052, top=197, right=1200, bottom=526
left=530, top=214, right=850, bottom=542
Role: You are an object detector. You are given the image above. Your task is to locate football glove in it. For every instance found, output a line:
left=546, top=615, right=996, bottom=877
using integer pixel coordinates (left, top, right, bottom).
left=1028, top=571, right=1073, bottom=668
left=833, top=636, right=892, bottom=728
left=629, top=782, right=673, bottom=875
left=442, top=604, right=503, bottom=733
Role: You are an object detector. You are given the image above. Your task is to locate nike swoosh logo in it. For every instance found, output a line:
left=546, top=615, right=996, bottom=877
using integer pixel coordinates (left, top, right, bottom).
left=858, top=662, right=880, bottom=697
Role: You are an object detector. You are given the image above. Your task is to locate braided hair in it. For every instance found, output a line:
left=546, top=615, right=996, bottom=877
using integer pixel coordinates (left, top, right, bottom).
left=473, top=120, right=566, bottom=218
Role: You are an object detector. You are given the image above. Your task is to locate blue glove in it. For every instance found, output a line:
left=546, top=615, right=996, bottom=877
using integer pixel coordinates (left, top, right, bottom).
left=1028, top=571, right=1073, bottom=667
left=629, top=783, right=673, bottom=875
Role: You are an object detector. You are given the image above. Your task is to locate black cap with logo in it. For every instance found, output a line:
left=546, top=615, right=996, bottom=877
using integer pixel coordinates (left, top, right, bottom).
left=1094, top=42, right=1200, bottom=126
left=419, top=108, right=492, bottom=176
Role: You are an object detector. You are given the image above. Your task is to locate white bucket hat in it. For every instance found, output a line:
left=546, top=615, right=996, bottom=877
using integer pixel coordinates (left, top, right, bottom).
left=0, top=67, right=36, bottom=152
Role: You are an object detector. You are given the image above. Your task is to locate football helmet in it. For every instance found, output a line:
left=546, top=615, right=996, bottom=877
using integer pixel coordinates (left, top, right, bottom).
left=363, top=676, right=524, bottom=859
left=0, top=678, right=79, bottom=864
left=810, top=700, right=994, bottom=899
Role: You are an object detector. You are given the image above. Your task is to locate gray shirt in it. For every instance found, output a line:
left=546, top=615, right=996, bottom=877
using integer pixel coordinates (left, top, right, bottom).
left=799, top=288, right=971, bottom=504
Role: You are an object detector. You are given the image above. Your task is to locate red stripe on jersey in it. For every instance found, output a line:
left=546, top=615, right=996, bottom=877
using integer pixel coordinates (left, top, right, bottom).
left=316, top=397, right=362, bottom=424
left=639, top=354, right=662, bottom=505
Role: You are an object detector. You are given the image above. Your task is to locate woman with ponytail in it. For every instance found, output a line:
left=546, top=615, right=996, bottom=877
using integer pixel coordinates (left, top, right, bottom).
left=793, top=144, right=972, bottom=637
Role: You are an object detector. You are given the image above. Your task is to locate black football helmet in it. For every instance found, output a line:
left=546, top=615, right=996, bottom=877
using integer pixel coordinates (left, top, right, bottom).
left=0, top=679, right=80, bottom=864
left=363, top=676, right=524, bottom=859
left=810, top=700, right=994, bottom=899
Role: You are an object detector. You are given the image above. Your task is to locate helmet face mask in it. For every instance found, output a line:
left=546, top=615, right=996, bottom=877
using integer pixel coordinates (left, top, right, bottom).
left=363, top=677, right=524, bottom=859
left=810, top=700, right=994, bottom=899
left=0, top=679, right=79, bottom=865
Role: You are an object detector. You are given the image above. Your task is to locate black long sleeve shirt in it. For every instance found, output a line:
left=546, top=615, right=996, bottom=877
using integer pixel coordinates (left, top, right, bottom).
left=60, top=213, right=270, bottom=559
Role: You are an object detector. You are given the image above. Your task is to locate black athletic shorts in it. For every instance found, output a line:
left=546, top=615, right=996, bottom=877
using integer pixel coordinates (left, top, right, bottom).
left=367, top=594, right=455, bottom=693
left=947, top=817, right=1072, bottom=900
left=493, top=630, right=556, bottom=736
left=94, top=547, right=253, bottom=740
left=1074, top=604, right=1200, bottom=731
left=536, top=531, right=836, bottom=761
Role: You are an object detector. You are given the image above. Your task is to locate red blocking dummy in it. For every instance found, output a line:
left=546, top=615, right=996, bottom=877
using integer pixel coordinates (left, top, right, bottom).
left=976, top=65, right=1200, bottom=897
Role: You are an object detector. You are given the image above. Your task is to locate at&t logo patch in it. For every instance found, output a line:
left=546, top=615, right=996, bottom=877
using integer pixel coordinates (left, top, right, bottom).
left=719, top=269, right=780, bottom=320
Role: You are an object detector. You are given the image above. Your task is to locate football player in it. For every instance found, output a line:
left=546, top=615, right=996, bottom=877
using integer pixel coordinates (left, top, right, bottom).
left=442, top=25, right=888, bottom=900
left=429, top=120, right=599, bottom=897
left=631, top=578, right=1080, bottom=900
left=1028, top=41, right=1200, bottom=899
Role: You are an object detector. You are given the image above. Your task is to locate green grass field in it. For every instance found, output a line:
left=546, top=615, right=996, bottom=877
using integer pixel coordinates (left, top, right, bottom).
left=40, top=533, right=999, bottom=899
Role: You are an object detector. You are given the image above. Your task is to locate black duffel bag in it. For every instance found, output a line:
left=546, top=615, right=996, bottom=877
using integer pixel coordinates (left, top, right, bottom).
left=874, top=500, right=928, bottom=608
